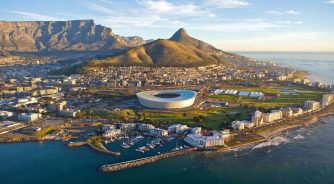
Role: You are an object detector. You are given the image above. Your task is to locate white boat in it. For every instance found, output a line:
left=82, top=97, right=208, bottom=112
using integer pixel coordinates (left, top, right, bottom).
left=136, top=148, right=145, bottom=153
left=121, top=142, right=130, bottom=149
left=148, top=144, right=155, bottom=149
left=136, top=135, right=144, bottom=139
left=136, top=146, right=147, bottom=153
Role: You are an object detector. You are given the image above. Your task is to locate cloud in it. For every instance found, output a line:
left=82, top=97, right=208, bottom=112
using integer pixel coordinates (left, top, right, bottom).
left=87, top=0, right=216, bottom=28
left=87, top=3, right=113, bottom=14
left=6, top=10, right=63, bottom=21
left=266, top=10, right=300, bottom=16
left=137, top=0, right=208, bottom=16
left=99, top=0, right=115, bottom=5
left=187, top=19, right=284, bottom=32
left=206, top=0, right=249, bottom=8
left=276, top=20, right=303, bottom=25
left=325, top=0, right=334, bottom=4
left=102, top=15, right=162, bottom=27
left=213, top=32, right=332, bottom=51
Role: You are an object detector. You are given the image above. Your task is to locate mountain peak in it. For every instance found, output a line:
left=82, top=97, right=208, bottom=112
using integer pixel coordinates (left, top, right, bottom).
left=170, top=28, right=190, bottom=41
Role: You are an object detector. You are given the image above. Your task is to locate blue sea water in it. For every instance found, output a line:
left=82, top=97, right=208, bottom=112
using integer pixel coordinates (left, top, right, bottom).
left=1, top=117, right=334, bottom=184
left=238, top=52, right=334, bottom=85
left=1, top=52, right=334, bottom=184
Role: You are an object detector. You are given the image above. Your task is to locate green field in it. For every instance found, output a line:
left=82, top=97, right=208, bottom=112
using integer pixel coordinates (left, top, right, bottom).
left=93, top=108, right=137, bottom=121
left=208, top=87, right=326, bottom=108
left=138, top=107, right=252, bottom=130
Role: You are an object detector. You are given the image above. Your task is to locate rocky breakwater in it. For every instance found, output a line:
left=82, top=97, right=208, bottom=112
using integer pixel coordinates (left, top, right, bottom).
left=100, top=148, right=198, bottom=173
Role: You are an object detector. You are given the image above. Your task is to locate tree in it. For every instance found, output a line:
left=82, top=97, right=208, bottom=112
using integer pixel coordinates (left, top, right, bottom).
left=193, top=116, right=200, bottom=123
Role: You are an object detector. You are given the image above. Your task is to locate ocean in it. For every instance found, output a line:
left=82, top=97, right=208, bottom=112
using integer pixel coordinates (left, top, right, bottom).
left=1, top=52, right=334, bottom=184
left=237, top=52, right=334, bottom=85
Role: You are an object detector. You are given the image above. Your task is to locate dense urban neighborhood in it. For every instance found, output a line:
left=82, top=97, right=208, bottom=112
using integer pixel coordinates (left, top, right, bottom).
left=1, top=52, right=334, bottom=171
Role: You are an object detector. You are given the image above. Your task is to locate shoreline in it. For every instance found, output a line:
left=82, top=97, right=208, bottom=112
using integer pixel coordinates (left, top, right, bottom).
left=215, top=106, right=334, bottom=154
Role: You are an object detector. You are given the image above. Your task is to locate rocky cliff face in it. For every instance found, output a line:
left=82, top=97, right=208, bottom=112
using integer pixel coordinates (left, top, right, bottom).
left=0, top=20, right=145, bottom=53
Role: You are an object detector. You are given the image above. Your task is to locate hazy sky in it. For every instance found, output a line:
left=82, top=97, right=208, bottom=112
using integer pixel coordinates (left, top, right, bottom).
left=1, top=0, right=334, bottom=51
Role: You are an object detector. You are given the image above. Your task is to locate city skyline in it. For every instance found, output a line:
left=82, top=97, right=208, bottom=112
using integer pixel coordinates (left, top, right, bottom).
left=0, top=0, right=334, bottom=51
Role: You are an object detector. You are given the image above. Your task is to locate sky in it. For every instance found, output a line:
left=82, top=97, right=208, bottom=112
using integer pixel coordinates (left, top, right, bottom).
left=0, top=0, right=334, bottom=52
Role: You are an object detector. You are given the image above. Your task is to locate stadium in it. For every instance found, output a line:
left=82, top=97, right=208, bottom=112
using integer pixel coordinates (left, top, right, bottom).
left=136, top=90, right=197, bottom=109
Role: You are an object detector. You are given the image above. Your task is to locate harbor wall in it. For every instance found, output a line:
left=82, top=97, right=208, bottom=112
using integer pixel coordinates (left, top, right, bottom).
left=100, top=148, right=197, bottom=172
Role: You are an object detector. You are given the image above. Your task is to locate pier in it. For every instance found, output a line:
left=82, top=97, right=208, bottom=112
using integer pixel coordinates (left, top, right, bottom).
left=100, top=148, right=197, bottom=172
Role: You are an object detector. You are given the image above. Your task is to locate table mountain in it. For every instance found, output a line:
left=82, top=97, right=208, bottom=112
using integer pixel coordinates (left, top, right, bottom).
left=0, top=20, right=145, bottom=53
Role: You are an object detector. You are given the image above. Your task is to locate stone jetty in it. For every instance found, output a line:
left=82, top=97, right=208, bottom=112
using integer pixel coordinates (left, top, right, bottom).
left=100, top=148, right=197, bottom=172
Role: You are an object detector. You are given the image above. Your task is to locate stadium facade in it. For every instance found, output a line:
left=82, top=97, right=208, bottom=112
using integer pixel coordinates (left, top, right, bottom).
left=136, top=90, right=197, bottom=109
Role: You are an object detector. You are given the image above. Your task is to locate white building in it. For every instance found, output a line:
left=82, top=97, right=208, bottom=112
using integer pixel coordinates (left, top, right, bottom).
left=0, top=111, right=14, bottom=118
left=103, top=129, right=121, bottom=138
left=120, top=123, right=136, bottom=131
left=149, top=128, right=168, bottom=137
left=322, top=94, right=334, bottom=107
left=191, top=127, right=202, bottom=135
left=184, top=134, right=224, bottom=148
left=263, top=110, right=282, bottom=123
left=304, top=100, right=321, bottom=111
left=138, top=124, right=155, bottom=132
left=15, top=97, right=38, bottom=107
left=102, top=124, right=116, bottom=131
left=277, top=75, right=287, bottom=81
left=59, top=109, right=80, bottom=118
left=168, top=124, right=189, bottom=134
left=224, top=90, right=238, bottom=95
left=251, top=111, right=264, bottom=126
left=250, top=92, right=264, bottom=98
left=231, top=120, right=245, bottom=130
left=18, top=113, right=41, bottom=122
left=281, top=108, right=293, bottom=118
left=231, top=120, right=254, bottom=130
left=48, top=101, right=67, bottom=112
left=221, top=129, right=231, bottom=139
left=238, top=91, right=250, bottom=97
left=136, top=90, right=197, bottom=109
left=292, top=108, right=303, bottom=117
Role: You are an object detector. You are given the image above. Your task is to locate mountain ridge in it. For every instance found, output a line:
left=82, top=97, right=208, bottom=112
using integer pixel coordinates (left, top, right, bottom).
left=84, top=28, right=233, bottom=69
left=0, top=20, right=146, bottom=53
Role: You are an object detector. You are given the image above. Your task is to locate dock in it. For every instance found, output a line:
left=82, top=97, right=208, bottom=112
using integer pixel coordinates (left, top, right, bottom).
left=100, top=147, right=197, bottom=172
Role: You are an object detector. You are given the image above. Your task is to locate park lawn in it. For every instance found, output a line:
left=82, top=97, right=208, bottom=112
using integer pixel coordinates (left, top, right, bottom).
left=208, top=88, right=326, bottom=109
left=93, top=109, right=113, bottom=118
left=34, top=126, right=60, bottom=138
left=93, top=108, right=137, bottom=120
left=138, top=107, right=252, bottom=130
left=220, top=85, right=281, bottom=95
left=256, top=91, right=326, bottom=108
left=209, top=94, right=258, bottom=103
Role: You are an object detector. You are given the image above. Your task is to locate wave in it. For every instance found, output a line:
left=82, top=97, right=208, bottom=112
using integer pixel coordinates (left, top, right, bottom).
left=293, top=134, right=305, bottom=140
left=252, top=136, right=290, bottom=150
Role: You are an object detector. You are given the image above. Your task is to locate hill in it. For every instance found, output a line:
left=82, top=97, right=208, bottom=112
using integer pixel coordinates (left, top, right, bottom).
left=85, top=28, right=232, bottom=68
left=0, top=20, right=145, bottom=53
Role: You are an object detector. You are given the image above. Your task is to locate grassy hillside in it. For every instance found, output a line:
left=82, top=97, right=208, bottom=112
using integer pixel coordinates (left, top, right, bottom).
left=85, top=39, right=220, bottom=68
left=82, top=28, right=235, bottom=69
